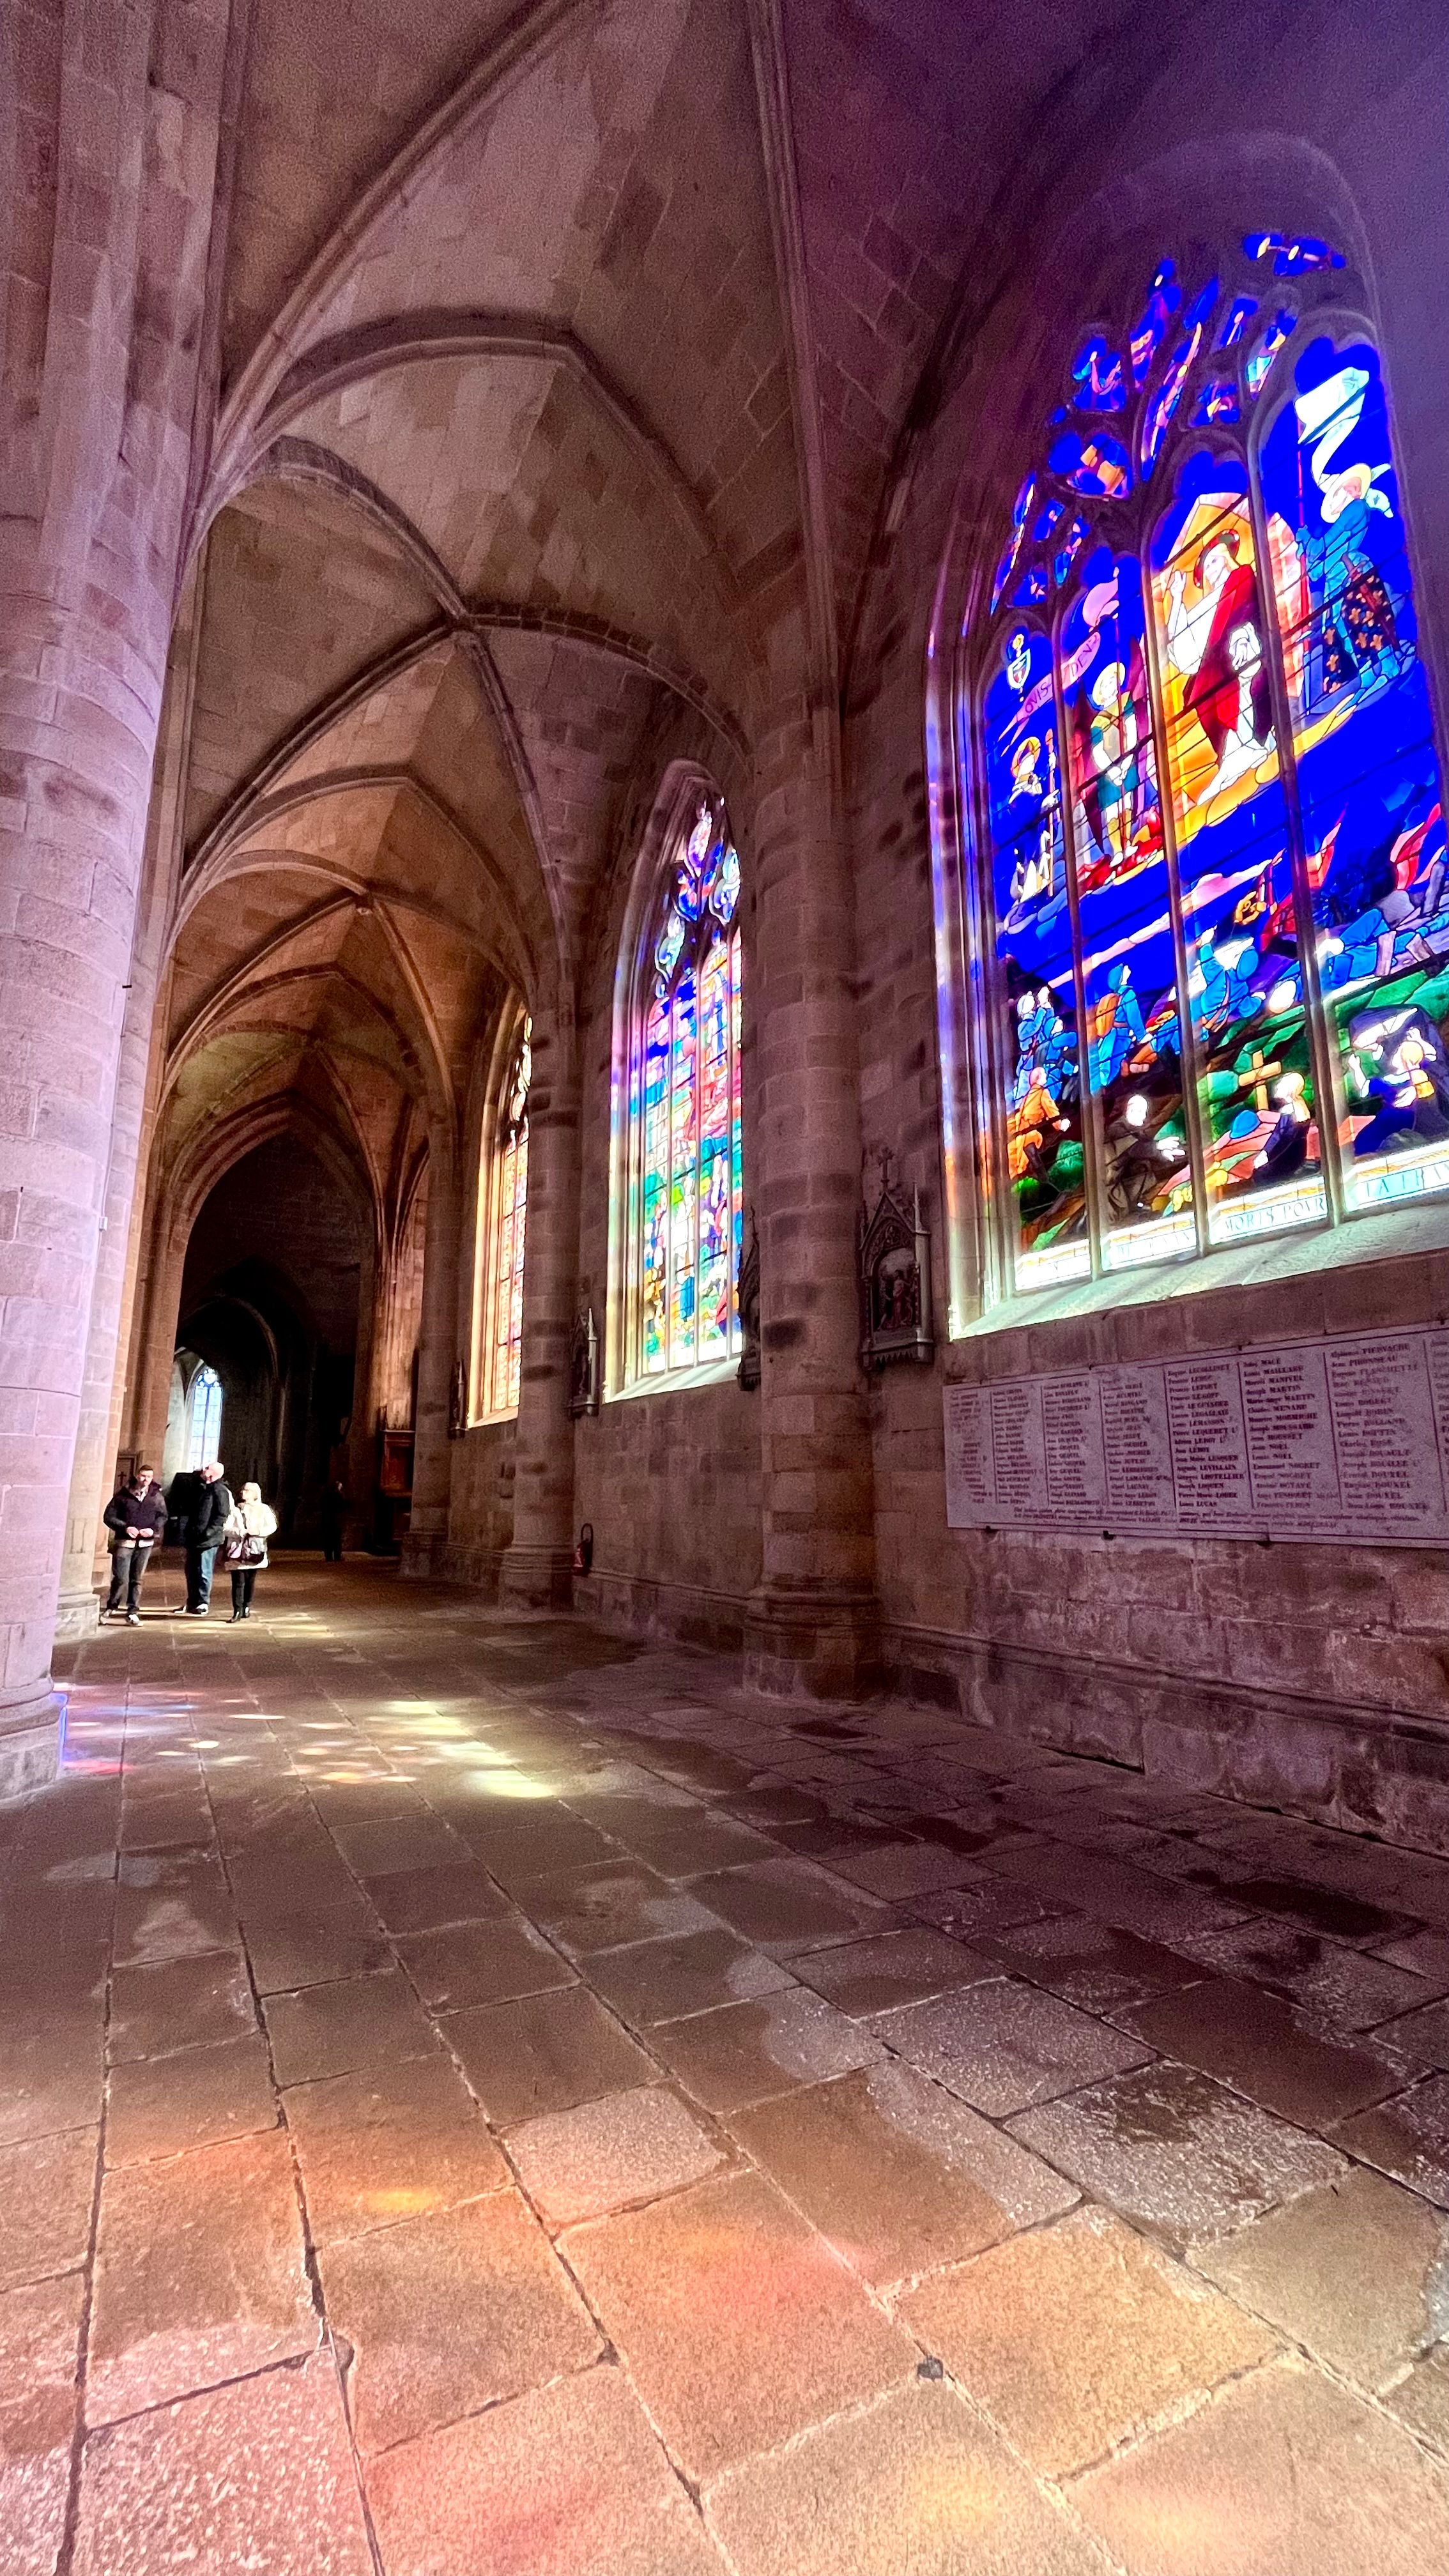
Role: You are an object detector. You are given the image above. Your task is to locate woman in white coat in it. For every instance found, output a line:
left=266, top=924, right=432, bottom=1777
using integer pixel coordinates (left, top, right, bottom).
left=221, top=1481, right=279, bottom=1621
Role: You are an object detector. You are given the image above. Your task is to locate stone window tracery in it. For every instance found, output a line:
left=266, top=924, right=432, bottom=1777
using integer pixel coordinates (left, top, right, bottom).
left=620, top=796, right=744, bottom=1383
left=953, top=229, right=1449, bottom=1303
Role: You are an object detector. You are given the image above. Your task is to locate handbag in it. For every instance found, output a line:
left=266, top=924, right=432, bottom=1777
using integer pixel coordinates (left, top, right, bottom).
left=222, top=1528, right=266, bottom=1567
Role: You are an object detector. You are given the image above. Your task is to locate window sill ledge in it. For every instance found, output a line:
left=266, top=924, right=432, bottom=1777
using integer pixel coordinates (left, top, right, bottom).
left=606, top=1357, right=740, bottom=1404
left=952, top=1192, right=1449, bottom=1342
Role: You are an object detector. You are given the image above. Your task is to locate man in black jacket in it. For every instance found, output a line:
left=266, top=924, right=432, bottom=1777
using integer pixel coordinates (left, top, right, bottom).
left=102, top=1467, right=169, bottom=1625
left=182, top=1460, right=233, bottom=1615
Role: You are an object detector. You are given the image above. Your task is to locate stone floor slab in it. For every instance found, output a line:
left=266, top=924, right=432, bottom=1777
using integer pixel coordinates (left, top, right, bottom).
left=878, top=1977, right=1153, bottom=2117
left=88, top=2128, right=314, bottom=2421
left=792, top=1924, right=997, bottom=2016
left=507, top=2084, right=725, bottom=2223
left=1011, top=2060, right=1345, bottom=2248
left=1123, top=1978, right=1415, bottom=2129
left=686, top=1857, right=888, bottom=1955
left=72, top=2353, right=372, bottom=2575
left=318, top=2189, right=601, bottom=2451
left=395, top=1915, right=575, bottom=2010
left=105, top=2030, right=277, bottom=2166
left=1333, top=2074, right=1449, bottom=2206
left=646, top=1986, right=886, bottom=2110
left=364, top=2363, right=723, bottom=2574
left=563, top=2168, right=917, bottom=2482
left=284, top=2050, right=507, bottom=2244
left=1195, top=2165, right=1449, bottom=2388
left=1070, top=2354, right=1449, bottom=2575
left=703, top=2379, right=1108, bottom=2575
left=902, top=2205, right=1275, bottom=2475
left=0, top=2127, right=96, bottom=2290
left=107, top=1951, right=257, bottom=2062
left=263, top=1968, right=439, bottom=2084
left=0, top=2271, right=84, bottom=2576
left=442, top=1983, right=654, bottom=2124
left=583, top=1926, right=793, bottom=2028
left=516, top=1860, right=726, bottom=1957
left=732, top=2060, right=1076, bottom=2287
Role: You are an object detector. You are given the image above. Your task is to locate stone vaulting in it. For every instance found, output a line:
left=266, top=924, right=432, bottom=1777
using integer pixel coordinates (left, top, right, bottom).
left=6, top=0, right=1449, bottom=2566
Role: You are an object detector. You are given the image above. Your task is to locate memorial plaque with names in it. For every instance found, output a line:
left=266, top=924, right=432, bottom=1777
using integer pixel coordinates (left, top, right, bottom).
left=944, top=1322, right=1449, bottom=1547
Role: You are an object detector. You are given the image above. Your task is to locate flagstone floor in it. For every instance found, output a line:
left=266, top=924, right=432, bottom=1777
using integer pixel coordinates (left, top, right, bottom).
left=5, top=1557, right=1449, bottom=2572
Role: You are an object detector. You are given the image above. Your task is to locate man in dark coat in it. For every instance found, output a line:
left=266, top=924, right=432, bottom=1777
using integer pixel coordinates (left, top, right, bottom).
left=103, top=1466, right=169, bottom=1625
left=182, top=1460, right=234, bottom=1615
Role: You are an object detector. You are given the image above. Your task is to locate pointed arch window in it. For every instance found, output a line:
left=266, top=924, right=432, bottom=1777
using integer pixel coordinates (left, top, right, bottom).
left=477, top=1012, right=530, bottom=1418
left=184, top=1363, right=224, bottom=1471
left=622, top=797, right=744, bottom=1383
left=957, top=229, right=1447, bottom=1301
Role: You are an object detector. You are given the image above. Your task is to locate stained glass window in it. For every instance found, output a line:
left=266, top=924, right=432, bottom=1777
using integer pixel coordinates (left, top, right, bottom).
left=184, top=1365, right=224, bottom=1471
left=482, top=1013, right=530, bottom=1415
left=962, top=231, right=1448, bottom=1298
left=627, top=798, right=744, bottom=1379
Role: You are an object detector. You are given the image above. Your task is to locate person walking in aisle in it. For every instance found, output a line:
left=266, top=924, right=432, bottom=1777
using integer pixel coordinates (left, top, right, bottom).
left=222, top=1482, right=277, bottom=1621
left=102, top=1466, right=169, bottom=1625
left=182, top=1459, right=233, bottom=1614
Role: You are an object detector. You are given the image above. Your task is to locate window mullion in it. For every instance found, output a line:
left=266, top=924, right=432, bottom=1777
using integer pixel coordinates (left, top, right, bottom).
left=1050, top=618, right=1106, bottom=1278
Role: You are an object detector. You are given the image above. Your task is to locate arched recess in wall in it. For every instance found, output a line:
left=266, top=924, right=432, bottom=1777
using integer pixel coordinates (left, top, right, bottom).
left=606, top=771, right=745, bottom=1394
left=930, top=167, right=1449, bottom=1331
left=470, top=999, right=532, bottom=1423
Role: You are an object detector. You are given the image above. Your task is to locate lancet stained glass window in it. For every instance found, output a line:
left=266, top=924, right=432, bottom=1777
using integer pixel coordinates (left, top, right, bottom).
left=628, top=799, right=744, bottom=1378
left=484, top=1015, right=530, bottom=1414
left=965, top=231, right=1448, bottom=1296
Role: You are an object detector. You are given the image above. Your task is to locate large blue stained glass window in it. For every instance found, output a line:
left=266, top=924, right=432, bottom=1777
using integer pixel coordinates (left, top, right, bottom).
left=627, top=799, right=744, bottom=1379
left=963, top=233, right=1448, bottom=1298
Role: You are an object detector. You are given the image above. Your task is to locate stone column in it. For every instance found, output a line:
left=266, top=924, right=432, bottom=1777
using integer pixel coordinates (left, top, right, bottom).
left=401, top=1133, right=463, bottom=1574
left=52, top=935, right=169, bottom=1637
left=0, top=522, right=181, bottom=1791
left=500, top=1018, right=581, bottom=1608
left=0, top=0, right=233, bottom=1792
left=743, top=705, right=878, bottom=1697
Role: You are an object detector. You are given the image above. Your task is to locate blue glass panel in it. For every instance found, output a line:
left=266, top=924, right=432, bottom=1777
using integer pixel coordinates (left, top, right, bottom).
left=983, top=627, right=1087, bottom=1283
left=1032, top=499, right=1066, bottom=543
left=1216, top=296, right=1257, bottom=351
left=1071, top=335, right=1126, bottom=411
left=1246, top=310, right=1296, bottom=398
left=1245, top=231, right=1345, bottom=277
left=1140, top=279, right=1218, bottom=475
left=1192, top=379, right=1241, bottom=427
left=1128, top=261, right=1181, bottom=386
left=1260, top=337, right=1449, bottom=1215
left=1011, top=565, right=1049, bottom=606
left=990, top=473, right=1036, bottom=612
left=1053, top=512, right=1090, bottom=588
left=1048, top=429, right=1131, bottom=499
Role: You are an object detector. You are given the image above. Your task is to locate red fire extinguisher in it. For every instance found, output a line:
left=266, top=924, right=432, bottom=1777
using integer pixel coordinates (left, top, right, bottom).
left=571, top=1522, right=594, bottom=1577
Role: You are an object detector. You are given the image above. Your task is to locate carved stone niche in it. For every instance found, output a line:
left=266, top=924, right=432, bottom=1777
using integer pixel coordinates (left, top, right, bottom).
left=569, top=1307, right=601, bottom=1418
left=859, top=1155, right=934, bottom=1371
left=737, top=1213, right=761, bottom=1390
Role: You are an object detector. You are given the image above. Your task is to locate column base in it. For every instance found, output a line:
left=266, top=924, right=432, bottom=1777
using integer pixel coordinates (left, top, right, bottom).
left=743, top=1588, right=882, bottom=1701
left=53, top=1584, right=102, bottom=1644
left=0, top=1686, right=64, bottom=1805
left=500, top=1543, right=575, bottom=1611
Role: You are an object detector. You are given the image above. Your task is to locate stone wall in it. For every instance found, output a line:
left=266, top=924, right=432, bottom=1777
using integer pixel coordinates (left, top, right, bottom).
left=574, top=1379, right=762, bottom=1650
left=843, top=5, right=1449, bottom=1837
